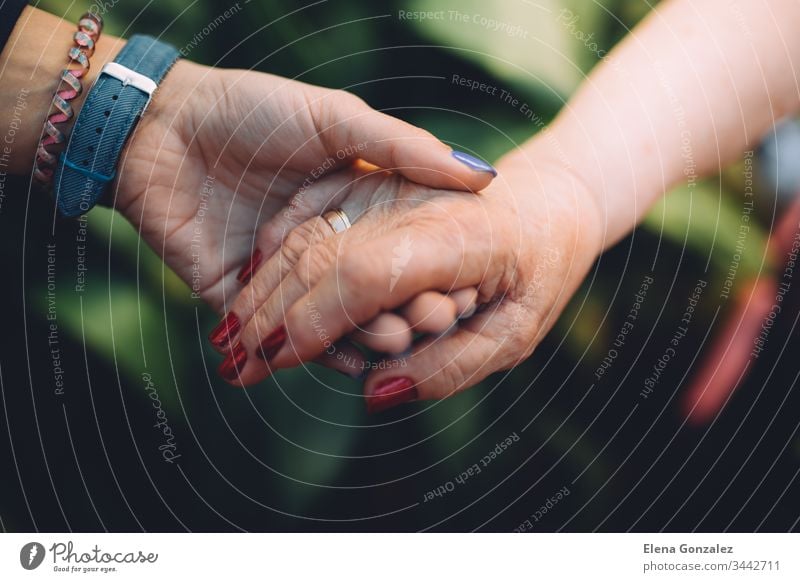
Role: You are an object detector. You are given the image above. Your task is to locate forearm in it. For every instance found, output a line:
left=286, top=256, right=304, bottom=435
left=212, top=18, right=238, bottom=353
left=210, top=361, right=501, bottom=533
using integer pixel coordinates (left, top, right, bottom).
left=505, top=0, right=800, bottom=248
left=0, top=7, right=121, bottom=175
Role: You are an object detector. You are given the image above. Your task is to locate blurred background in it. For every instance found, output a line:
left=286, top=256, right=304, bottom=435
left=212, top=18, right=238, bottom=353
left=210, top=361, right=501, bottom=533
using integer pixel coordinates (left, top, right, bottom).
left=1, top=0, right=799, bottom=532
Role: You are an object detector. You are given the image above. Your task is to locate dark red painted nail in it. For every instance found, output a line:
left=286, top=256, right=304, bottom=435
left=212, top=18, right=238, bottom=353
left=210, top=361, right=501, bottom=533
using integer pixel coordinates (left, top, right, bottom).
left=218, top=342, right=247, bottom=381
left=237, top=249, right=263, bottom=284
left=366, top=377, right=417, bottom=414
left=208, top=312, right=241, bottom=351
left=257, top=326, right=286, bottom=362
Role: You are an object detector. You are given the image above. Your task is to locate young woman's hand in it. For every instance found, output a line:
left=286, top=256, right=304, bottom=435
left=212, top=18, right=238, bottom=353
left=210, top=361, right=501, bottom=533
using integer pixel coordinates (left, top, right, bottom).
left=113, top=58, right=496, bottom=312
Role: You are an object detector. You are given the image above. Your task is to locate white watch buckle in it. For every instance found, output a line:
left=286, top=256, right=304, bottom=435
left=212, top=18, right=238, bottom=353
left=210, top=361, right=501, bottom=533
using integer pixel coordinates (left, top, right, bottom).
left=98, top=62, right=158, bottom=110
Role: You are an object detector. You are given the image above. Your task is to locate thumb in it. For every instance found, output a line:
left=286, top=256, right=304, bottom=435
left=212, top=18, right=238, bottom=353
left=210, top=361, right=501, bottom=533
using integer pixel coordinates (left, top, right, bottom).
left=318, top=90, right=497, bottom=192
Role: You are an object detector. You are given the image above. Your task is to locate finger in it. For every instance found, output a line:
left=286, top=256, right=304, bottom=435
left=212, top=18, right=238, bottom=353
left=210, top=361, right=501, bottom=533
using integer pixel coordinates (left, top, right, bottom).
left=225, top=217, right=369, bottom=385
left=208, top=214, right=334, bottom=354
left=272, top=223, right=493, bottom=369
left=350, top=313, right=413, bottom=356
left=352, top=288, right=476, bottom=353
left=399, top=291, right=458, bottom=334
left=450, top=287, right=479, bottom=319
left=212, top=170, right=385, bottom=356
left=231, top=165, right=404, bottom=289
left=314, top=339, right=367, bottom=380
left=320, top=91, right=496, bottom=191
left=363, top=309, right=514, bottom=413
left=245, top=167, right=360, bottom=268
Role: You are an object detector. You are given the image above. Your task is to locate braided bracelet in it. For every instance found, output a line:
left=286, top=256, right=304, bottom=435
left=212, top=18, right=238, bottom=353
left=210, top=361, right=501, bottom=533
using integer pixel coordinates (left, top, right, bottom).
left=33, top=12, right=103, bottom=187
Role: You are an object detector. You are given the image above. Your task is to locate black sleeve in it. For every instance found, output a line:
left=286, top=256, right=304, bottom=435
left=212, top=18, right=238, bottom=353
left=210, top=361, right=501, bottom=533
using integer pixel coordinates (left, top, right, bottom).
left=0, top=0, right=29, bottom=55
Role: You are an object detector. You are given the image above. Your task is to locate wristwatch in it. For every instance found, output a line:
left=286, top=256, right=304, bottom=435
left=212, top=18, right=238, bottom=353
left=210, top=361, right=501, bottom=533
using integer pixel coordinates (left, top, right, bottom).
left=53, top=35, right=179, bottom=217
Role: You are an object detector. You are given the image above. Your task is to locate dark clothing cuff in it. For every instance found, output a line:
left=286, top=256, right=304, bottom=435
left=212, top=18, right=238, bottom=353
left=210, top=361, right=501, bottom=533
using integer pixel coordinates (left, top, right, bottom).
left=0, top=0, right=29, bottom=55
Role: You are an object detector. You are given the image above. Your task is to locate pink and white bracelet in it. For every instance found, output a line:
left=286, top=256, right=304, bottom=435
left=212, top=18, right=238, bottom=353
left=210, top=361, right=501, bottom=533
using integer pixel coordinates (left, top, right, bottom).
left=33, top=11, right=103, bottom=187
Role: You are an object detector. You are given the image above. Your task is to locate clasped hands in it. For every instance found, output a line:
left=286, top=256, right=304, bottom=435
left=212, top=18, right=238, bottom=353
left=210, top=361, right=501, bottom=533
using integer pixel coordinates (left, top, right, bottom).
left=117, top=60, right=603, bottom=413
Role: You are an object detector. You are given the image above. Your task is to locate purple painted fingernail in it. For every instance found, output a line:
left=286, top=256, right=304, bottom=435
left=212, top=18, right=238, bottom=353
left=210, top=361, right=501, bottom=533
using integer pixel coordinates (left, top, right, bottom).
left=452, top=150, right=497, bottom=176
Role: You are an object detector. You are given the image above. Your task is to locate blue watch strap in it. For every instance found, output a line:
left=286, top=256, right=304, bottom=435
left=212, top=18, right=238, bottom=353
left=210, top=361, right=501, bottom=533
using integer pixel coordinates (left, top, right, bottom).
left=53, top=35, right=179, bottom=217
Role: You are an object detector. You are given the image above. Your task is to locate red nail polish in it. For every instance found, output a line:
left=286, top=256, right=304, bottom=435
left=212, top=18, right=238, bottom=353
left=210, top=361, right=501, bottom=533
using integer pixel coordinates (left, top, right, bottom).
left=366, top=377, right=417, bottom=414
left=237, top=249, right=263, bottom=284
left=208, top=312, right=241, bottom=351
left=218, top=342, right=247, bottom=381
left=257, top=326, right=286, bottom=362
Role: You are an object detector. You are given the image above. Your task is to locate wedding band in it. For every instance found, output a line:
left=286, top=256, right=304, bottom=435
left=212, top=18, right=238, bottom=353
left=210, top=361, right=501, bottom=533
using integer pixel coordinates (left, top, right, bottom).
left=322, top=208, right=352, bottom=234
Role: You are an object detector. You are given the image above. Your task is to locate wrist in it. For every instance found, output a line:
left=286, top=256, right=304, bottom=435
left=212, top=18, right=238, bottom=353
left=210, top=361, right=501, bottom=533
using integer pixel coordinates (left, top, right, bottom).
left=112, top=58, right=209, bottom=214
left=54, top=34, right=183, bottom=216
left=126, top=58, right=207, bottom=149
left=495, top=136, right=606, bottom=258
left=0, top=7, right=122, bottom=175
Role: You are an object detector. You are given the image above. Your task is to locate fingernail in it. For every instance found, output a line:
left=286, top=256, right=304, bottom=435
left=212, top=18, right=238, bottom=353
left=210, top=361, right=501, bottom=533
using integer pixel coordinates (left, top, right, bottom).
left=218, top=342, right=247, bottom=381
left=257, top=325, right=286, bottom=362
left=208, top=312, right=241, bottom=351
left=236, top=249, right=263, bottom=284
left=458, top=303, right=477, bottom=320
left=366, top=377, right=417, bottom=414
left=451, top=150, right=497, bottom=176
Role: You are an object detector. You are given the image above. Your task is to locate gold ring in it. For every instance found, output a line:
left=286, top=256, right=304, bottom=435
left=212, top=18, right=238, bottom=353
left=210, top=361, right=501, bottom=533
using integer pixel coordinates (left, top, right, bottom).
left=322, top=208, right=352, bottom=234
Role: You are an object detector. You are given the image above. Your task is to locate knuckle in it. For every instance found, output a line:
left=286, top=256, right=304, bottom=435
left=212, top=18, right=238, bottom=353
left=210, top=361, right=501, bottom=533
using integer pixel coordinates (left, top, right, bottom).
left=403, top=204, right=480, bottom=256
left=508, top=337, right=536, bottom=369
left=239, top=272, right=269, bottom=312
left=339, top=250, right=383, bottom=296
left=296, top=242, right=336, bottom=289
left=279, top=220, right=321, bottom=267
left=438, top=360, right=467, bottom=395
left=279, top=232, right=308, bottom=268
left=319, top=89, right=366, bottom=129
left=260, top=227, right=283, bottom=254
left=244, top=303, right=278, bottom=345
left=480, top=304, right=540, bottom=370
left=503, top=328, right=538, bottom=369
left=333, top=89, right=366, bottom=109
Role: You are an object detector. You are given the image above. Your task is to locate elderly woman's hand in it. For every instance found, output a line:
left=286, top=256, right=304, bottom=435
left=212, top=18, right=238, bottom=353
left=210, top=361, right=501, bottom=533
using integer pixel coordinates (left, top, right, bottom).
left=221, top=142, right=604, bottom=412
